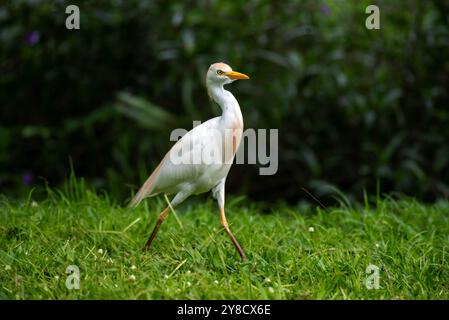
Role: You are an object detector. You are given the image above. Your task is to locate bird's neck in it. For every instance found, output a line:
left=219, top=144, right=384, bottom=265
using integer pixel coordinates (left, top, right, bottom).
left=208, top=85, right=243, bottom=127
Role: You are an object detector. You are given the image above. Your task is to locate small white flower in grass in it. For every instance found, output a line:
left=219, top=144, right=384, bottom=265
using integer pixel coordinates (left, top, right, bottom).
left=308, top=227, right=315, bottom=233
left=31, top=201, right=38, bottom=208
left=97, top=248, right=104, bottom=254
left=186, top=282, right=191, bottom=287
left=214, top=280, right=219, bottom=284
left=5, top=265, right=11, bottom=271
left=268, top=287, right=274, bottom=293
left=131, top=265, right=137, bottom=270
left=129, top=274, right=136, bottom=281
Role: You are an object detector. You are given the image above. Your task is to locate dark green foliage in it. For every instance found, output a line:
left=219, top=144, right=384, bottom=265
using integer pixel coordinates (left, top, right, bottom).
left=1, top=0, right=448, bottom=203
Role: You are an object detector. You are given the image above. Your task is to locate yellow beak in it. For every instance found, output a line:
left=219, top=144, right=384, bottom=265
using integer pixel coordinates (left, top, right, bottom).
left=225, top=70, right=250, bottom=80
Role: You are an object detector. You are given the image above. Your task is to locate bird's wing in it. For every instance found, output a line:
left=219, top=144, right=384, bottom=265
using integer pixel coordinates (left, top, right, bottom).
left=129, top=117, right=223, bottom=207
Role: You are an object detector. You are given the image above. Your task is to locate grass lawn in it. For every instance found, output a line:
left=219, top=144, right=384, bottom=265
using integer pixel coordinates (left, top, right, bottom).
left=1, top=184, right=448, bottom=299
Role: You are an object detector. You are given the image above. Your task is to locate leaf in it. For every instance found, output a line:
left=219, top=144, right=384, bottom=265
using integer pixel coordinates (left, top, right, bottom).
left=114, top=91, right=174, bottom=129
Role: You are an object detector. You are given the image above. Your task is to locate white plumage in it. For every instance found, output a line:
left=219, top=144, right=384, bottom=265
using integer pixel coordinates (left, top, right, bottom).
left=130, top=62, right=249, bottom=260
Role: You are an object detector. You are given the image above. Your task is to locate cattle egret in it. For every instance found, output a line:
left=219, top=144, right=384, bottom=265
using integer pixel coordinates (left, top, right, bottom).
left=129, top=62, right=250, bottom=261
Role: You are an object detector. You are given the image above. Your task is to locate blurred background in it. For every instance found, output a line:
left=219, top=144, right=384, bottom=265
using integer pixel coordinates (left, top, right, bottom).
left=1, top=0, right=448, bottom=204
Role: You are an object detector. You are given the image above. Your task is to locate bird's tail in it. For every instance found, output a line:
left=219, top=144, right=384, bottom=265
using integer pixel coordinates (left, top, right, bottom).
left=128, top=163, right=162, bottom=208
left=128, top=187, right=146, bottom=208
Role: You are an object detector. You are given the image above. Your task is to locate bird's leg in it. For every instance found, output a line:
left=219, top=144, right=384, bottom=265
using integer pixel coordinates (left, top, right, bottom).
left=220, top=207, right=248, bottom=261
left=143, top=206, right=170, bottom=251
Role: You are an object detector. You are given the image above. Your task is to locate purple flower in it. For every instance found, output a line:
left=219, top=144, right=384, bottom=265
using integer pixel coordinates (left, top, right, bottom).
left=24, top=31, right=40, bottom=46
left=22, top=172, right=34, bottom=186
left=321, top=5, right=331, bottom=16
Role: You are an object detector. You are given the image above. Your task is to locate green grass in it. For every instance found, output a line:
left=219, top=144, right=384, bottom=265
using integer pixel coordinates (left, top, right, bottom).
left=1, top=183, right=448, bottom=299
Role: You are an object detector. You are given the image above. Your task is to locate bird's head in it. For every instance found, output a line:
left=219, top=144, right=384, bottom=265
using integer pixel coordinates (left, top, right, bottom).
left=206, top=62, right=250, bottom=87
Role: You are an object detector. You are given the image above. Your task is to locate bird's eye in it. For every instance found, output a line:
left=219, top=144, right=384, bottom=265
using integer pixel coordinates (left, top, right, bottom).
left=217, top=70, right=224, bottom=75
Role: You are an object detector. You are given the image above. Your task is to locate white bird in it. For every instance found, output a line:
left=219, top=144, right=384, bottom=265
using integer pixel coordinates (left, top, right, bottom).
left=129, top=62, right=250, bottom=260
